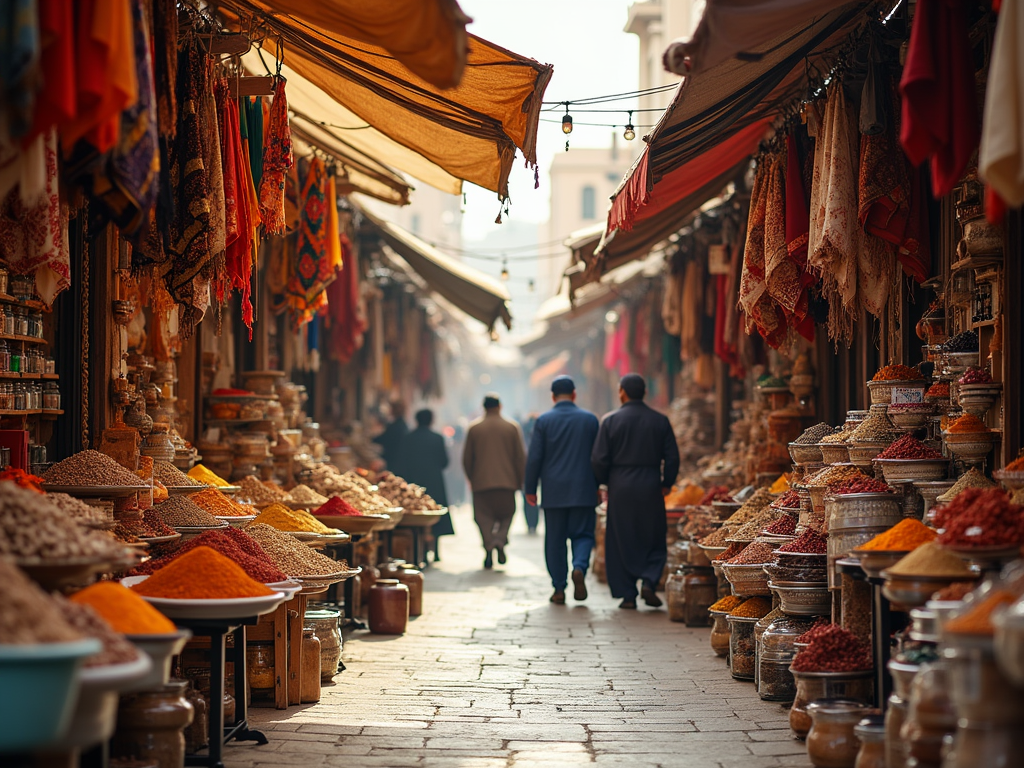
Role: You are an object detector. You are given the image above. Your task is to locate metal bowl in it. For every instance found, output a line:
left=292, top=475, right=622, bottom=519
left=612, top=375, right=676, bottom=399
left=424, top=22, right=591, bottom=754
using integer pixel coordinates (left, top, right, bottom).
left=880, top=570, right=968, bottom=610
left=768, top=580, right=830, bottom=616
left=873, top=458, right=949, bottom=483
left=721, top=562, right=771, bottom=597
left=789, top=443, right=824, bottom=466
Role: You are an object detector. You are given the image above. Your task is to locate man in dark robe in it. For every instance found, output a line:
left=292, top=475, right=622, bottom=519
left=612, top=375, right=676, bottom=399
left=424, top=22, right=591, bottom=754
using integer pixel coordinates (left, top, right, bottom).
left=373, top=399, right=409, bottom=474
left=591, top=374, right=680, bottom=610
left=399, top=409, right=454, bottom=560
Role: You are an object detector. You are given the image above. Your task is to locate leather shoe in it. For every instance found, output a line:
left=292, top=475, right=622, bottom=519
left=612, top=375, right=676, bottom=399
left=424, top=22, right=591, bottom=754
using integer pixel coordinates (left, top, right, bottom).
left=496, top=547, right=507, bottom=565
left=619, top=599, right=637, bottom=609
left=550, top=590, right=566, bottom=605
left=641, top=585, right=663, bottom=608
left=572, top=568, right=587, bottom=601
left=483, top=551, right=493, bottom=569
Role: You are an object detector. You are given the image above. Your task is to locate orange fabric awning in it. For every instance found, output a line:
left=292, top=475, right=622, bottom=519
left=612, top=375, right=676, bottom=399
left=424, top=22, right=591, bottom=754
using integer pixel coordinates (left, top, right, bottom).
left=223, top=3, right=552, bottom=199
left=226, top=0, right=470, bottom=89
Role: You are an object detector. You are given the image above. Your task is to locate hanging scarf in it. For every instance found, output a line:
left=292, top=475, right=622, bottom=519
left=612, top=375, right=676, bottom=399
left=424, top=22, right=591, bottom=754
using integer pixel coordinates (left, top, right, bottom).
left=150, top=0, right=176, bottom=140
left=288, top=156, right=337, bottom=313
left=245, top=95, right=264, bottom=190
left=809, top=86, right=859, bottom=346
left=258, top=78, right=293, bottom=235
left=166, top=36, right=211, bottom=337
left=87, top=0, right=159, bottom=245
left=326, top=233, right=366, bottom=362
left=739, top=155, right=786, bottom=348
left=26, top=0, right=75, bottom=144
left=200, top=62, right=225, bottom=259
left=0, top=129, right=69, bottom=304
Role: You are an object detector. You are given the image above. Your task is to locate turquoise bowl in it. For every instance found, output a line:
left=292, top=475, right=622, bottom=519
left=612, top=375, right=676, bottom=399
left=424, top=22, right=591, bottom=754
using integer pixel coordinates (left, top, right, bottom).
left=0, top=638, right=101, bottom=751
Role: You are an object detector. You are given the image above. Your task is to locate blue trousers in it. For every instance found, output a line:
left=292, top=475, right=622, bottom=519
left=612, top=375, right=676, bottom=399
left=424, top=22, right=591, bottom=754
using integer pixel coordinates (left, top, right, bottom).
left=544, top=506, right=596, bottom=590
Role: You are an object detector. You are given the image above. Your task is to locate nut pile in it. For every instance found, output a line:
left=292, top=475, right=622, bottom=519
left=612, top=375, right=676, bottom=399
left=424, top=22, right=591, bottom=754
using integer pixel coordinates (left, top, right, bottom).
left=0, top=484, right=130, bottom=560
left=238, top=475, right=291, bottom=505
left=43, top=450, right=144, bottom=487
left=943, top=329, right=978, bottom=353
left=286, top=484, right=329, bottom=507
left=153, top=462, right=202, bottom=487
left=243, top=523, right=347, bottom=577
left=373, top=472, right=441, bottom=511
left=151, top=496, right=221, bottom=527
left=47, top=493, right=111, bottom=526
left=0, top=560, right=83, bottom=643
left=849, top=413, right=901, bottom=443
left=794, top=423, right=835, bottom=445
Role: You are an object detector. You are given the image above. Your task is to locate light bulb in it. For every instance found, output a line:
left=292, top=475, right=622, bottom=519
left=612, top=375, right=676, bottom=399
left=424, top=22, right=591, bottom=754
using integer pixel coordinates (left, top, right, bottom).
left=528, top=279, right=535, bottom=293
left=561, top=114, right=573, bottom=134
left=623, top=124, right=635, bottom=141
left=500, top=258, right=509, bottom=281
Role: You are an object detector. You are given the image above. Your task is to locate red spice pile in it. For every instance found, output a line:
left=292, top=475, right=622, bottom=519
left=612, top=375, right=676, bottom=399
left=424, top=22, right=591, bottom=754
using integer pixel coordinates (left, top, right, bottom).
left=877, top=435, right=943, bottom=460
left=959, top=367, right=992, bottom=385
left=791, top=623, right=872, bottom=672
left=315, top=496, right=363, bottom=517
left=2, top=468, right=45, bottom=492
left=771, top=490, right=801, bottom=509
left=828, top=477, right=894, bottom=495
left=128, top=528, right=287, bottom=582
left=699, top=486, right=734, bottom=506
left=764, top=514, right=797, bottom=536
left=726, top=540, right=777, bottom=565
left=778, top=528, right=827, bottom=554
left=935, top=488, right=1024, bottom=548
left=714, top=542, right=746, bottom=562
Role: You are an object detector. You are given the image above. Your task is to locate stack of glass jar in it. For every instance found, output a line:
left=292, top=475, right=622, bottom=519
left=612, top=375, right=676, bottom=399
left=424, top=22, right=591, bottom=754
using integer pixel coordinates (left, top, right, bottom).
left=0, top=341, right=54, bottom=374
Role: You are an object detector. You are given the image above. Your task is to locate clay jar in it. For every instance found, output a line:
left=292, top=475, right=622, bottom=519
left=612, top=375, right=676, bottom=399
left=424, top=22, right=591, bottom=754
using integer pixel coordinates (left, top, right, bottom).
left=368, top=579, right=409, bottom=635
left=806, top=700, right=870, bottom=768
left=299, top=628, right=321, bottom=703
left=112, top=680, right=194, bottom=768
left=305, top=608, right=343, bottom=682
left=709, top=610, right=731, bottom=658
left=396, top=564, right=424, bottom=617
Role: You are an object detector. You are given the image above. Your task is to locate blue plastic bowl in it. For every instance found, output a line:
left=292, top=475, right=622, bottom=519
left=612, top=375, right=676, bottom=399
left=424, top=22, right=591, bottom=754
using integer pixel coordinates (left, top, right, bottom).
left=0, top=639, right=102, bottom=752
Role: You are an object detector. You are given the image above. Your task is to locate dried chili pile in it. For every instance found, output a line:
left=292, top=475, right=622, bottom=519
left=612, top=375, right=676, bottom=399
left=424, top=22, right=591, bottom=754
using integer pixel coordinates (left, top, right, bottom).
left=791, top=624, right=872, bottom=672
left=876, top=435, right=944, bottom=460
left=872, top=364, right=923, bottom=381
left=128, top=528, right=286, bottom=583
left=779, top=529, right=827, bottom=554
left=764, top=514, right=797, bottom=536
left=771, top=490, right=801, bottom=509
left=828, top=477, right=894, bottom=495
left=699, top=486, right=734, bottom=505
left=935, top=488, right=1024, bottom=548
left=726, top=540, right=777, bottom=565
left=315, top=495, right=364, bottom=517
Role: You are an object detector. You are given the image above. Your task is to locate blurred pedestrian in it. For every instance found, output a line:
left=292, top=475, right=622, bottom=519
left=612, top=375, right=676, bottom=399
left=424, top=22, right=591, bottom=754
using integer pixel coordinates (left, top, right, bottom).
left=463, top=393, right=526, bottom=569
left=591, top=374, right=680, bottom=610
left=521, top=414, right=540, bottom=533
left=524, top=376, right=599, bottom=605
left=399, top=409, right=453, bottom=561
left=373, top=399, right=408, bottom=474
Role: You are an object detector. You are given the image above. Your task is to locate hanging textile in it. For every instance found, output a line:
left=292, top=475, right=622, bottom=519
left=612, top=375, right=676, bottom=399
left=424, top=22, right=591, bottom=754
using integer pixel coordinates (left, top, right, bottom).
left=899, top=0, right=978, bottom=198
left=166, top=36, right=212, bottom=337
left=808, top=86, right=859, bottom=346
left=1, top=0, right=41, bottom=142
left=25, top=0, right=75, bottom=144
left=245, top=95, right=264, bottom=190
left=258, top=78, right=293, bottom=235
left=150, top=0, right=176, bottom=139
left=287, top=156, right=337, bottom=325
left=661, top=270, right=683, bottom=336
left=200, top=62, right=225, bottom=259
left=327, top=233, right=366, bottom=363
left=87, top=0, right=160, bottom=245
left=679, top=258, right=703, bottom=361
left=980, top=0, right=1024, bottom=206
left=0, top=129, right=69, bottom=305
left=782, top=133, right=815, bottom=342
left=739, top=154, right=786, bottom=348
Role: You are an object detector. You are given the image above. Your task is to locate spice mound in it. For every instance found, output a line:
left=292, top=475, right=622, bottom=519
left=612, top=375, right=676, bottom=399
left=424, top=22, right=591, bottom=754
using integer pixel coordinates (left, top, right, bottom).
left=315, top=496, right=363, bottom=517
left=724, top=539, right=777, bottom=565
left=728, top=597, right=772, bottom=618
left=872, top=364, right=923, bottom=381
left=0, top=483, right=130, bottom=560
left=944, top=590, right=1016, bottom=636
left=849, top=413, right=901, bottom=444
left=959, top=367, right=992, bottom=385
left=886, top=542, right=975, bottom=578
left=47, top=493, right=111, bottom=526
left=943, top=329, right=978, bottom=352
left=932, top=582, right=976, bottom=602
left=876, top=434, right=944, bottom=460
left=791, top=624, right=872, bottom=672
left=828, top=477, right=894, bottom=496
left=239, top=475, right=291, bottom=505
left=794, top=423, right=835, bottom=445
left=699, top=486, right=733, bottom=506
left=1007, top=454, right=1024, bottom=472
left=934, top=488, right=1024, bottom=548
left=60, top=599, right=142, bottom=667
left=43, top=450, right=145, bottom=487
left=805, top=465, right=864, bottom=488
left=188, top=464, right=231, bottom=487
left=132, top=546, right=275, bottom=599
left=287, top=484, right=329, bottom=507
left=251, top=503, right=341, bottom=534
left=709, top=595, right=744, bottom=613
left=192, top=488, right=258, bottom=517
left=129, top=527, right=287, bottom=583
left=0, top=467, right=44, bottom=491
left=152, top=495, right=221, bottom=528
left=243, top=523, right=347, bottom=577
left=764, top=514, right=797, bottom=536
left=925, top=382, right=950, bottom=399
left=712, top=542, right=746, bottom=564
left=771, top=490, right=801, bottom=509
left=0, top=560, right=83, bottom=644
left=936, top=468, right=996, bottom=501
left=768, top=474, right=790, bottom=494
left=946, top=413, right=990, bottom=434
left=778, top=529, right=827, bottom=555
left=724, top=487, right=775, bottom=526
left=153, top=462, right=201, bottom=487
left=70, top=582, right=176, bottom=635
left=856, top=519, right=936, bottom=552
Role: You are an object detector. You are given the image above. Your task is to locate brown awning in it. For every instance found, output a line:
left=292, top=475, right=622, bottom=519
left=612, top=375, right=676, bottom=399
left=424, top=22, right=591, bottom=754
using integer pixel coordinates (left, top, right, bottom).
left=224, top=0, right=471, bottom=89
left=224, top=3, right=552, bottom=199
left=360, top=208, right=513, bottom=331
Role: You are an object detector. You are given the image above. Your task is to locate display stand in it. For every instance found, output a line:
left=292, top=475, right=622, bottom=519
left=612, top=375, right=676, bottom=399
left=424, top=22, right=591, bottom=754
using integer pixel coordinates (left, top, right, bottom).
left=176, top=617, right=268, bottom=768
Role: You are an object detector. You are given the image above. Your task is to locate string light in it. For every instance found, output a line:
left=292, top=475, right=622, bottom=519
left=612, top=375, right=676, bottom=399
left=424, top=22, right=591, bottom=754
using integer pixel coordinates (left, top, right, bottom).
left=500, top=257, right=510, bottom=282
left=561, top=103, right=573, bottom=135
left=623, top=111, right=635, bottom=141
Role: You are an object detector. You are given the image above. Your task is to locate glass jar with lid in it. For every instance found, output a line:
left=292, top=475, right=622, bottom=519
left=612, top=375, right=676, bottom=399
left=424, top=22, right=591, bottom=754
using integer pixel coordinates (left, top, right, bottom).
left=0, top=340, right=10, bottom=372
left=3, top=307, right=13, bottom=336
left=43, top=382, right=60, bottom=410
left=13, top=384, right=25, bottom=411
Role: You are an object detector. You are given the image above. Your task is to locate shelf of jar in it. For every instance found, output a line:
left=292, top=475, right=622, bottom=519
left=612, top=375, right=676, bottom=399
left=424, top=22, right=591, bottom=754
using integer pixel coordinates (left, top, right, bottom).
left=0, top=293, right=49, bottom=312
left=0, top=408, right=65, bottom=418
left=0, top=372, right=58, bottom=380
left=0, top=334, right=48, bottom=345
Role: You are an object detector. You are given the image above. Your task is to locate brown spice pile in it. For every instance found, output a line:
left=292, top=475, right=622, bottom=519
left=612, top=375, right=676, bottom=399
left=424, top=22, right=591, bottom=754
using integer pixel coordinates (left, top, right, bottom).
left=151, top=496, right=221, bottom=527
left=728, top=597, right=772, bottom=618
left=287, top=484, right=329, bottom=506
left=936, top=468, right=996, bottom=502
left=43, top=450, right=144, bottom=487
left=239, top=475, right=291, bottom=505
left=0, top=560, right=82, bottom=643
left=887, top=542, right=974, bottom=578
left=725, top=539, right=778, bottom=565
left=153, top=462, right=201, bottom=487
left=699, top=526, right=734, bottom=547
left=805, top=464, right=864, bottom=488
left=723, top=488, right=775, bottom=527
left=849, top=413, right=901, bottom=443
left=243, top=523, right=347, bottom=577
left=709, top=595, right=744, bottom=612
left=47, top=493, right=110, bottom=525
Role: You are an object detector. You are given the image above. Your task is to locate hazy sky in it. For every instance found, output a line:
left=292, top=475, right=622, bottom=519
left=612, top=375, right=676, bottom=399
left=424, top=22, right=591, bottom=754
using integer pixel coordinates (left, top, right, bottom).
left=457, top=0, right=656, bottom=241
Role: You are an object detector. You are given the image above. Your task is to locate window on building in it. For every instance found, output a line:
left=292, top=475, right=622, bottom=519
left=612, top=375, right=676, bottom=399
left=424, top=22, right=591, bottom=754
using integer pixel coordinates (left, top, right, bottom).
left=581, top=186, right=596, bottom=220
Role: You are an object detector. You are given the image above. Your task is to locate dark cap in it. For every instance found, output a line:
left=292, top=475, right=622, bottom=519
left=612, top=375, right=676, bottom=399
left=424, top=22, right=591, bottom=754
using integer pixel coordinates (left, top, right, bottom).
left=551, top=375, right=575, bottom=395
left=619, top=373, right=646, bottom=400
left=483, top=393, right=501, bottom=409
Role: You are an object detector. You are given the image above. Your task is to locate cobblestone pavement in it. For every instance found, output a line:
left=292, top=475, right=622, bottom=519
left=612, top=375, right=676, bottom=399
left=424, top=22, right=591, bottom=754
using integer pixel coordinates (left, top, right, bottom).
left=233, top=507, right=812, bottom=768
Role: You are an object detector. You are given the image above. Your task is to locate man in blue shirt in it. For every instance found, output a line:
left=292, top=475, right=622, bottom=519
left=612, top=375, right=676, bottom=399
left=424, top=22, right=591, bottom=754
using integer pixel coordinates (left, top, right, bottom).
left=524, top=375, right=600, bottom=605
